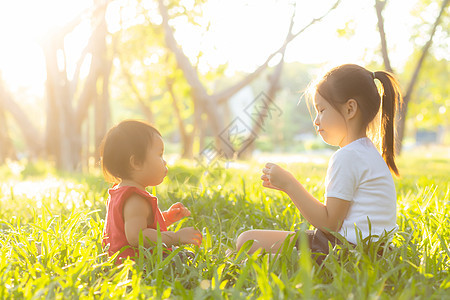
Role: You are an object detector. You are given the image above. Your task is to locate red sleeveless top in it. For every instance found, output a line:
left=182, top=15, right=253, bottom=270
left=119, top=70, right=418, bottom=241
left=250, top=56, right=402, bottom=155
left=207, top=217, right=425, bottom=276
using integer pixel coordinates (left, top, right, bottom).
left=102, top=185, right=167, bottom=262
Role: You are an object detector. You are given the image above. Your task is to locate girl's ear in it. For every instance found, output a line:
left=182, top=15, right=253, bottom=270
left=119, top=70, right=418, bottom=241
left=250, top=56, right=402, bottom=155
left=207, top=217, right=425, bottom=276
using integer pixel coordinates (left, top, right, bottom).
left=345, top=99, right=358, bottom=120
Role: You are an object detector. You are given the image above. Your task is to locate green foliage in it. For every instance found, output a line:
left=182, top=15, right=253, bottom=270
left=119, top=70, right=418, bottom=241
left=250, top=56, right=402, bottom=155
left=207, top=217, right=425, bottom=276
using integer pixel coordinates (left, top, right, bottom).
left=403, top=52, right=449, bottom=130
left=336, top=20, right=356, bottom=39
left=112, top=0, right=226, bottom=140
left=0, top=152, right=449, bottom=298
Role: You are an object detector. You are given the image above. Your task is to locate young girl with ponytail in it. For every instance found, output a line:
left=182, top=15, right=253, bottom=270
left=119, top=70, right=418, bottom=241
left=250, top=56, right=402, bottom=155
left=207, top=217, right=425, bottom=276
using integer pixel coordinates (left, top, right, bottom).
left=236, top=64, right=402, bottom=260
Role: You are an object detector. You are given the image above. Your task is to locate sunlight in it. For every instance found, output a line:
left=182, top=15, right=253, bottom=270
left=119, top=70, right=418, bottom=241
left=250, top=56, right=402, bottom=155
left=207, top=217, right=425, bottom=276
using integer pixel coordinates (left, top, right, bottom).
left=174, top=0, right=418, bottom=75
left=0, top=0, right=92, bottom=92
left=1, top=177, right=86, bottom=210
left=0, top=0, right=428, bottom=94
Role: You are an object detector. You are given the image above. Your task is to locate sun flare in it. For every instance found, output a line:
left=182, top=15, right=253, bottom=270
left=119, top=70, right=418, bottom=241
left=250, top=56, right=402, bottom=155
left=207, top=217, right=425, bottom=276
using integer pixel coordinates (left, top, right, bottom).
left=0, top=0, right=92, bottom=92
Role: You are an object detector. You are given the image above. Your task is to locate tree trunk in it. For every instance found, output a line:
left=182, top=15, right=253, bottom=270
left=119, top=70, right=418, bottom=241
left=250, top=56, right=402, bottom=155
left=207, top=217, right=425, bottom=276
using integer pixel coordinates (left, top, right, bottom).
left=158, top=0, right=234, bottom=158
left=374, top=0, right=448, bottom=154
left=238, top=51, right=286, bottom=159
left=375, top=0, right=394, bottom=73
left=0, top=78, right=43, bottom=157
left=0, top=106, right=16, bottom=162
left=94, top=40, right=113, bottom=163
left=0, top=1, right=110, bottom=171
left=237, top=74, right=284, bottom=159
left=237, top=10, right=295, bottom=159
left=167, top=79, right=194, bottom=159
left=43, top=38, right=78, bottom=171
left=83, top=109, right=91, bottom=171
left=198, top=111, right=207, bottom=154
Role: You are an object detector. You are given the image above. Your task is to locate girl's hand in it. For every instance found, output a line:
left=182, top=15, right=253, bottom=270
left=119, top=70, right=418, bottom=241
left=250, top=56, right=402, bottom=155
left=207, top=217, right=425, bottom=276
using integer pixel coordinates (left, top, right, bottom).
left=261, top=163, right=296, bottom=192
left=175, top=227, right=203, bottom=246
left=165, top=202, right=191, bottom=224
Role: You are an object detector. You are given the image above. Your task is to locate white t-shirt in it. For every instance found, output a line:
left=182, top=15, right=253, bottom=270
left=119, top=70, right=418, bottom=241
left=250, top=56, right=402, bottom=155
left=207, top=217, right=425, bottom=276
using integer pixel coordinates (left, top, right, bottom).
left=325, top=137, right=397, bottom=244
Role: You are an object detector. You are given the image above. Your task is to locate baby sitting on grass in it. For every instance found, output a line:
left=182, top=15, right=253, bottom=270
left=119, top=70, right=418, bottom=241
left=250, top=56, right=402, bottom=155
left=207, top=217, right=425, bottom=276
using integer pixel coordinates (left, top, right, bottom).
left=100, top=120, right=202, bottom=263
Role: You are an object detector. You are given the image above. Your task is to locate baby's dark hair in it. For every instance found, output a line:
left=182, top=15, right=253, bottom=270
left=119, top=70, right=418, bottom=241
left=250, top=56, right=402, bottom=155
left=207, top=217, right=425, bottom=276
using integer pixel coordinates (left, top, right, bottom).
left=99, top=120, right=161, bottom=183
left=313, top=64, right=402, bottom=176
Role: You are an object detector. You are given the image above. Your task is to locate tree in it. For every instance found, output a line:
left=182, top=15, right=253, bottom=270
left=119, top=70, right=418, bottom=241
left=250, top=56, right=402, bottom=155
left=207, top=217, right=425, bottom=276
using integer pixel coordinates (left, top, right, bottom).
left=158, top=0, right=341, bottom=159
left=113, top=12, right=197, bottom=157
left=236, top=7, right=297, bottom=159
left=404, top=52, right=449, bottom=131
left=1, top=1, right=113, bottom=171
left=44, top=0, right=112, bottom=171
left=0, top=77, right=18, bottom=163
left=374, top=0, right=449, bottom=153
left=0, top=76, right=44, bottom=158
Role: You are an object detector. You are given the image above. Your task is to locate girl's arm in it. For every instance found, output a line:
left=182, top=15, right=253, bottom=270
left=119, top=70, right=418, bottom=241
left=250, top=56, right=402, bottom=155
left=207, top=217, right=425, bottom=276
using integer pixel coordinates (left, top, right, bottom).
left=123, top=195, right=202, bottom=247
left=262, top=163, right=351, bottom=233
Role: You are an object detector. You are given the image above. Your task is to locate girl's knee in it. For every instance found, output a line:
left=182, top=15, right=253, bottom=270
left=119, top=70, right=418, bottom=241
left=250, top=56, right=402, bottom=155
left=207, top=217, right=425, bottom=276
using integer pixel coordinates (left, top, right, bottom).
left=236, top=230, right=255, bottom=250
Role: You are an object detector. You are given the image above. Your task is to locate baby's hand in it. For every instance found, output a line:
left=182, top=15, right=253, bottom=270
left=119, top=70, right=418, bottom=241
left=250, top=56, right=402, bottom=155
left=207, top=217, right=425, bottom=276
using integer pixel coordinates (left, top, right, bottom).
left=175, top=227, right=202, bottom=246
left=165, top=202, right=191, bottom=224
left=261, top=162, right=296, bottom=192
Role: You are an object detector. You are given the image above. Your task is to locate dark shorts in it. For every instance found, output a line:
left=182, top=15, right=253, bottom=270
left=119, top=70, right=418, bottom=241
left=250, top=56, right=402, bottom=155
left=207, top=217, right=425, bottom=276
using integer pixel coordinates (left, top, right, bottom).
left=295, top=229, right=392, bottom=264
left=295, top=229, right=350, bottom=264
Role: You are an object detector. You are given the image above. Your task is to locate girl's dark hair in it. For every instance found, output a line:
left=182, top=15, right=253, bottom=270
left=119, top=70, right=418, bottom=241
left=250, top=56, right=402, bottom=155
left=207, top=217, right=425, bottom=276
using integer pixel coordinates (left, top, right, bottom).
left=99, top=120, right=161, bottom=183
left=315, top=64, right=402, bottom=176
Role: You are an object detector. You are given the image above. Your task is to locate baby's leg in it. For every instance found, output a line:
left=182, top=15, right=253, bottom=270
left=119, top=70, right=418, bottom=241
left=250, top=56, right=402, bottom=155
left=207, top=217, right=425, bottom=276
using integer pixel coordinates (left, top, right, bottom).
left=236, top=230, right=296, bottom=254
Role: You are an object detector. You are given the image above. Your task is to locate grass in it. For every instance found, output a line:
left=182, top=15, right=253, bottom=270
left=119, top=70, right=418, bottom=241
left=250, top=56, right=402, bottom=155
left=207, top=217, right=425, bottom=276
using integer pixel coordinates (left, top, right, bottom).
left=0, top=151, right=449, bottom=299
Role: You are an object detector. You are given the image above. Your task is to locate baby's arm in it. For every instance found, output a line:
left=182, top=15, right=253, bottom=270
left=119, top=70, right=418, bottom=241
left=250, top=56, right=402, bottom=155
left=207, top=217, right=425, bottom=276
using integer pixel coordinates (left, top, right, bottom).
left=123, top=195, right=202, bottom=247
left=262, top=163, right=351, bottom=232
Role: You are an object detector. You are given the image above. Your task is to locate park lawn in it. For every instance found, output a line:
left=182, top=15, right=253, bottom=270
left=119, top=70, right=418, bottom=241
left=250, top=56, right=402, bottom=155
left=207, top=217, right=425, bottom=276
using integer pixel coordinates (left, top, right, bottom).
left=0, top=152, right=449, bottom=299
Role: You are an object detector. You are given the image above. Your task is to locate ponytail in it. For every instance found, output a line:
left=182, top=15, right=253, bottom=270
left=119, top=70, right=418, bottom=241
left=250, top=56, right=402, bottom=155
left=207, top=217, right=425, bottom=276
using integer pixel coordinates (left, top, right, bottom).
left=373, top=71, right=402, bottom=176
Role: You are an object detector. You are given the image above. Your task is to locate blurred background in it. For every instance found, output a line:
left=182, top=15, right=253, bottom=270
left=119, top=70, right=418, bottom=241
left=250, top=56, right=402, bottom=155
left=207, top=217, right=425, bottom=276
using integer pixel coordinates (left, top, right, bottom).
left=0, top=0, right=448, bottom=172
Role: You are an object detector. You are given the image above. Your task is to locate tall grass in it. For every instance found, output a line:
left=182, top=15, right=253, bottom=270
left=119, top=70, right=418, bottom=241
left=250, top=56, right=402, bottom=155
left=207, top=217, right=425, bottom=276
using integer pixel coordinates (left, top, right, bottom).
left=0, top=153, right=448, bottom=299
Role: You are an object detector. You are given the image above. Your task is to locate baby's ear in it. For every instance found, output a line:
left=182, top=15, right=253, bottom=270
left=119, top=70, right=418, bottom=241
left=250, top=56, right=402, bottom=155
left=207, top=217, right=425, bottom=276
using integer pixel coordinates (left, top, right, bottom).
left=129, top=155, right=142, bottom=170
left=345, top=99, right=358, bottom=119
